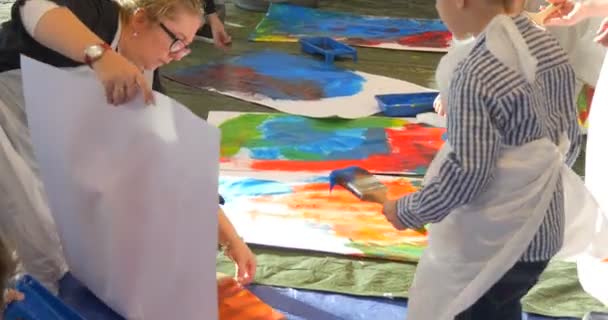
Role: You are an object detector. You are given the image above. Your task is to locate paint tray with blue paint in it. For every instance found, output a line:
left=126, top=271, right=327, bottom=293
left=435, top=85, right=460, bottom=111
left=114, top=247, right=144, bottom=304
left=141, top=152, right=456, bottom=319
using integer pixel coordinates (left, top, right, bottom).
left=299, top=37, right=357, bottom=64
left=4, top=275, right=85, bottom=320
left=375, top=91, right=439, bottom=117
left=329, top=166, right=387, bottom=204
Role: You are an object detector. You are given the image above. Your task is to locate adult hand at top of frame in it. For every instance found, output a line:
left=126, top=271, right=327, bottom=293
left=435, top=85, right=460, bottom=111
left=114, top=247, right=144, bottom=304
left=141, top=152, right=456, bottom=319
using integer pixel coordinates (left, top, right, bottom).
left=91, top=50, right=155, bottom=106
left=383, top=199, right=407, bottom=230
left=595, top=17, right=608, bottom=46
left=544, top=0, right=591, bottom=26
left=224, top=237, right=257, bottom=285
left=207, top=13, right=232, bottom=49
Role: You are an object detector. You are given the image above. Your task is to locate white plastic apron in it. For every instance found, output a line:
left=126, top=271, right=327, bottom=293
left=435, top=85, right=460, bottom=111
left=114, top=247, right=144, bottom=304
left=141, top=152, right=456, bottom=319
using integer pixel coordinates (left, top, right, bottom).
left=579, top=52, right=608, bottom=306
left=407, top=15, right=604, bottom=320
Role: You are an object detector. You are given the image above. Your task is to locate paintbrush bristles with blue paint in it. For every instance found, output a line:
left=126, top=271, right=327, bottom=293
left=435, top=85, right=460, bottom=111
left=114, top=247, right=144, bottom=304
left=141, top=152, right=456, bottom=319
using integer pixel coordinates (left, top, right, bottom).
left=329, top=166, right=388, bottom=204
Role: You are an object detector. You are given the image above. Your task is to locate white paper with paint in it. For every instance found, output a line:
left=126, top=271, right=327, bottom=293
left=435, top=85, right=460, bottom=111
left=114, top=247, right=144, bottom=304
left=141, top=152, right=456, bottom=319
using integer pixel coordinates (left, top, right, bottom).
left=207, top=111, right=429, bottom=174
left=218, top=170, right=425, bottom=261
left=214, top=71, right=428, bottom=118
left=21, top=56, right=219, bottom=320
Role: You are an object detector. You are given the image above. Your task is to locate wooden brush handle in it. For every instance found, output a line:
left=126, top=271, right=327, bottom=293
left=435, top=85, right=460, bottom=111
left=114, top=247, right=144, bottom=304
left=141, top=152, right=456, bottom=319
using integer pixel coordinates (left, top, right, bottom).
left=527, top=4, right=561, bottom=25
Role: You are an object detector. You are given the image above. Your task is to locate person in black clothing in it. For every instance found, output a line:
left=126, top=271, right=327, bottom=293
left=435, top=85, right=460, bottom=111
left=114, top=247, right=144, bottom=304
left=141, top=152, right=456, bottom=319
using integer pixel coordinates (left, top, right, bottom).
left=199, top=0, right=231, bottom=48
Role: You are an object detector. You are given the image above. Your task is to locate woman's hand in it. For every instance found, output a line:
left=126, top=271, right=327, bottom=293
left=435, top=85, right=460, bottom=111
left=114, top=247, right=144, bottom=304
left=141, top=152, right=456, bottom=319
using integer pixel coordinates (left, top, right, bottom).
left=91, top=50, right=155, bottom=106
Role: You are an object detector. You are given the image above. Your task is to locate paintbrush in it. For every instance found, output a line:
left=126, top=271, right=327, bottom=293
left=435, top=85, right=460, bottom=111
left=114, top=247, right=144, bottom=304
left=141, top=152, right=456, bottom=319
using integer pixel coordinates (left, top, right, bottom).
left=525, top=3, right=562, bottom=25
left=329, top=166, right=388, bottom=204
left=329, top=166, right=427, bottom=234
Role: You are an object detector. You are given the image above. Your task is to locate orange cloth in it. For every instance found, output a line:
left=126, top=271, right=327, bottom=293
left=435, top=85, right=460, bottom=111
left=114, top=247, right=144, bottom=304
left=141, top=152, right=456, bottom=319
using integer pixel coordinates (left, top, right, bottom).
left=217, top=274, right=284, bottom=320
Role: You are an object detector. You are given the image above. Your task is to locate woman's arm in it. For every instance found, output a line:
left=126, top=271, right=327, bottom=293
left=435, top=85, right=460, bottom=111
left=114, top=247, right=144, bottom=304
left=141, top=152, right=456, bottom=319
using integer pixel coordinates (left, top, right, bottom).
left=18, top=2, right=153, bottom=104
left=30, top=8, right=106, bottom=63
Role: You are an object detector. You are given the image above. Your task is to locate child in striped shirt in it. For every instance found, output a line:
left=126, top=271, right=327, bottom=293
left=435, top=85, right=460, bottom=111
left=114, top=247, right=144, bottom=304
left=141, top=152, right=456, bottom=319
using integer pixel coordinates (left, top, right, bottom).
left=381, top=0, right=581, bottom=319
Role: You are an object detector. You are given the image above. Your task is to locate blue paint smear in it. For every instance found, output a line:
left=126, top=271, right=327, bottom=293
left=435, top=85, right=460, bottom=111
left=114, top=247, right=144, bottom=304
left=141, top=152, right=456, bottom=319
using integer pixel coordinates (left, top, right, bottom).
left=303, top=176, right=330, bottom=184
left=219, top=177, right=293, bottom=202
left=255, top=4, right=447, bottom=39
left=229, top=51, right=365, bottom=98
left=249, top=115, right=390, bottom=160
left=219, top=176, right=332, bottom=204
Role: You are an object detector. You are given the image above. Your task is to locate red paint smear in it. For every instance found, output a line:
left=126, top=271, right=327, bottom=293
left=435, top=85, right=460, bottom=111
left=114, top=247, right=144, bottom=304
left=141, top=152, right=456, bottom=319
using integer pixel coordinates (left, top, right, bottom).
left=580, top=85, right=595, bottom=124
left=347, top=38, right=384, bottom=46
left=247, top=124, right=445, bottom=173
left=346, top=31, right=452, bottom=48
left=397, top=31, right=452, bottom=48
left=252, top=179, right=427, bottom=245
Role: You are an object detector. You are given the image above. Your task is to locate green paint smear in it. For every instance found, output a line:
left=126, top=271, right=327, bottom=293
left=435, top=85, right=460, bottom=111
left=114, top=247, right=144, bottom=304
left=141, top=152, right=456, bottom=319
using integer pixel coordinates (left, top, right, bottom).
left=218, top=113, right=407, bottom=158
left=577, top=89, right=588, bottom=112
left=346, top=241, right=424, bottom=263
left=308, top=116, right=407, bottom=131
left=281, top=148, right=325, bottom=160
left=218, top=113, right=279, bottom=157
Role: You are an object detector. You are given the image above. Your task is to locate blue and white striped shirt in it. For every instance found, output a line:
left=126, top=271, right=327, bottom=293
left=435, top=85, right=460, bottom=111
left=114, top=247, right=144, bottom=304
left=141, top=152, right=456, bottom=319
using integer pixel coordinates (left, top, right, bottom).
left=396, top=15, right=581, bottom=262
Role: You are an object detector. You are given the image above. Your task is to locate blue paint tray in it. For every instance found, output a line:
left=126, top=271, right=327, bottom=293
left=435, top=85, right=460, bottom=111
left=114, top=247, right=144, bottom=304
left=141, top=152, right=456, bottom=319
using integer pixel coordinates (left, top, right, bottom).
left=299, top=37, right=357, bottom=64
left=4, top=275, right=85, bottom=320
left=375, top=92, right=439, bottom=117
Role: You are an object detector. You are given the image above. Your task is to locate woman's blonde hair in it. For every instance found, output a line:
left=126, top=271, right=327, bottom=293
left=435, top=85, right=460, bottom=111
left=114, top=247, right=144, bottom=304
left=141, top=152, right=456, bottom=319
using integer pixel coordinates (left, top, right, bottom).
left=116, top=0, right=202, bottom=22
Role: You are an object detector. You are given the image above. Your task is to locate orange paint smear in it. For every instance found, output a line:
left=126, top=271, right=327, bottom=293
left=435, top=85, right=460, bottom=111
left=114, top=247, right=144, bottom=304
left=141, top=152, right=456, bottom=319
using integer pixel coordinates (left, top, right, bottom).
left=251, top=178, right=427, bottom=246
left=218, top=277, right=284, bottom=320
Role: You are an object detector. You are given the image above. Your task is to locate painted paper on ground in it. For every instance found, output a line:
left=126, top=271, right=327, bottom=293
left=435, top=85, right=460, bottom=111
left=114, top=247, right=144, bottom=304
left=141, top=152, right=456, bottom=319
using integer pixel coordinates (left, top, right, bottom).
left=219, top=172, right=426, bottom=262
left=250, top=4, right=452, bottom=52
left=208, top=111, right=446, bottom=175
left=166, top=50, right=430, bottom=118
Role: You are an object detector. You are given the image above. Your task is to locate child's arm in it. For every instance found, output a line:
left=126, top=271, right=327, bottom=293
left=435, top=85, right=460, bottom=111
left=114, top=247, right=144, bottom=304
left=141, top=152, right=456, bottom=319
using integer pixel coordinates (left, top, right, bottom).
left=562, top=75, right=583, bottom=167
left=384, top=73, right=500, bottom=230
left=0, top=236, right=19, bottom=311
left=218, top=208, right=257, bottom=284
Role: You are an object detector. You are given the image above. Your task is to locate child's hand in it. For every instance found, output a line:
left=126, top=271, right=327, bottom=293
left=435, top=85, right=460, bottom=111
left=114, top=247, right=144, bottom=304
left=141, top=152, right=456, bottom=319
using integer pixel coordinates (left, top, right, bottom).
left=434, top=95, right=446, bottom=117
left=382, top=200, right=406, bottom=230
left=2, top=289, right=24, bottom=308
left=224, top=238, right=257, bottom=285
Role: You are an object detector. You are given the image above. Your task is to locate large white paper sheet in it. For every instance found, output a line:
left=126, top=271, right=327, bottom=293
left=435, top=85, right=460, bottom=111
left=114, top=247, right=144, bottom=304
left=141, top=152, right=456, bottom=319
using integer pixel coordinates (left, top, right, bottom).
left=21, top=56, right=219, bottom=319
